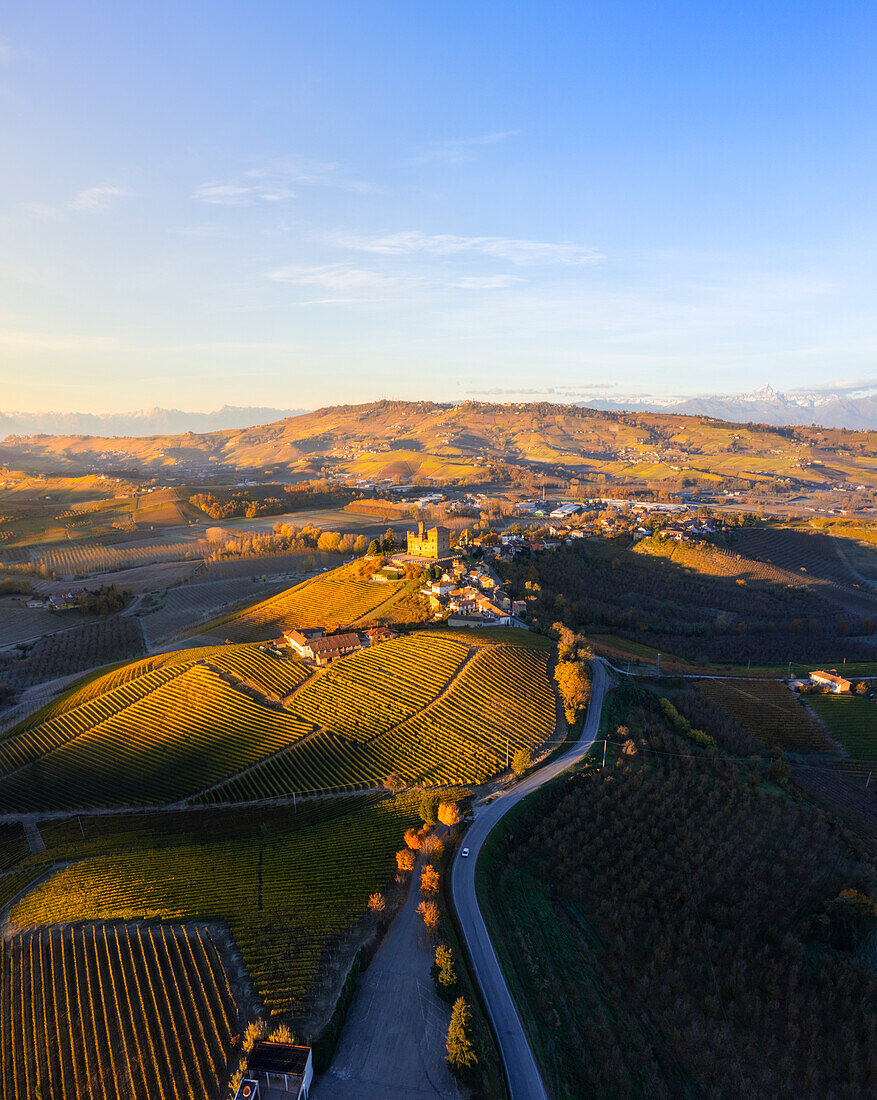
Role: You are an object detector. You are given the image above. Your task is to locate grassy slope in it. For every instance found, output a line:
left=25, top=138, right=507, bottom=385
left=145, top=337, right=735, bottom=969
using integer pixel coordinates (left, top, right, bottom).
left=806, top=693, right=877, bottom=761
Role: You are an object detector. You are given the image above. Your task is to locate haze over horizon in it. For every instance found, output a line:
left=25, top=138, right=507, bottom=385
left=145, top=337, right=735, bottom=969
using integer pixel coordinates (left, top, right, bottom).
left=1, top=2, right=875, bottom=413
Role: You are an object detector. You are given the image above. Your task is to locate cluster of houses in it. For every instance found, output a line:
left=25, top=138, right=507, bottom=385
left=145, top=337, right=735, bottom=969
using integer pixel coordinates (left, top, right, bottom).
left=420, top=561, right=526, bottom=628
left=26, top=592, right=79, bottom=611
left=283, top=625, right=397, bottom=666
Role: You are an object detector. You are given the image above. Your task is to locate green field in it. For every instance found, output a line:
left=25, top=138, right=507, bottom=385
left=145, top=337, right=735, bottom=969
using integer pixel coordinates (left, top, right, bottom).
left=806, top=693, right=877, bottom=761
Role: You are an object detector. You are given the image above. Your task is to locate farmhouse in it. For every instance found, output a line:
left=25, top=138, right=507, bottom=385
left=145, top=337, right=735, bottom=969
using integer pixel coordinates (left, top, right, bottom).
left=283, top=629, right=324, bottom=657
left=810, top=670, right=851, bottom=694
left=307, top=633, right=362, bottom=665
left=407, top=522, right=451, bottom=559
left=284, top=629, right=361, bottom=664
left=365, top=626, right=397, bottom=644
left=234, top=1041, right=314, bottom=1098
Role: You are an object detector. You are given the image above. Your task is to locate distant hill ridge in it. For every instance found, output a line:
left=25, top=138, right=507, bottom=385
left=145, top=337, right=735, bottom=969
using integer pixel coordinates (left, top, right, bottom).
left=1, top=399, right=875, bottom=489
left=0, top=405, right=308, bottom=439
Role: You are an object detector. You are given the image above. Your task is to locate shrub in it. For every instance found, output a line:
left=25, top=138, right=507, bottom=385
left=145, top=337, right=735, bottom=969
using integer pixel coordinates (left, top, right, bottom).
left=396, top=848, right=416, bottom=872
left=511, top=748, right=531, bottom=777
left=420, top=865, right=439, bottom=897
left=420, top=791, right=441, bottom=825
left=417, top=900, right=440, bottom=934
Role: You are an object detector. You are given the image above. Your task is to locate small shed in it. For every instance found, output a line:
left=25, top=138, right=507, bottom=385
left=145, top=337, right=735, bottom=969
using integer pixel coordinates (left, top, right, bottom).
left=235, top=1042, right=314, bottom=1098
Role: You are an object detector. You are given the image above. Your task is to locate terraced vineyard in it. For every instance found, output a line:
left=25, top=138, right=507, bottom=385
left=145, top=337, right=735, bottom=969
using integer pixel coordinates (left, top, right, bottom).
left=0, top=922, right=238, bottom=1099
left=215, top=562, right=408, bottom=641
left=805, top=693, right=877, bottom=760
left=12, top=797, right=417, bottom=1019
left=201, top=638, right=556, bottom=799
left=698, top=678, right=836, bottom=753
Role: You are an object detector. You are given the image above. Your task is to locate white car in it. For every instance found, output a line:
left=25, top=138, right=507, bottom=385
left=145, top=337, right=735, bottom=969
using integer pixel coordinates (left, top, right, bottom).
left=460, top=847, right=470, bottom=858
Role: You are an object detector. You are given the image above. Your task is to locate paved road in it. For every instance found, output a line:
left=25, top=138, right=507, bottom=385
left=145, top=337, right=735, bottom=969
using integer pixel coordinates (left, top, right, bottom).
left=313, top=835, right=462, bottom=1100
left=451, top=660, right=610, bottom=1100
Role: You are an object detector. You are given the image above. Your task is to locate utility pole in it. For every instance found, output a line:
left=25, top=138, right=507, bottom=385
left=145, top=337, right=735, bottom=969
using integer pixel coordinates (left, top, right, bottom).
left=602, top=739, right=608, bottom=768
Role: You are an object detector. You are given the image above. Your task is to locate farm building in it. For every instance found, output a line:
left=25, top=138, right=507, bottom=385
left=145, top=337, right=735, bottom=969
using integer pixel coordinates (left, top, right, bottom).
left=283, top=629, right=325, bottom=657
left=407, top=522, right=451, bottom=559
left=365, top=626, right=397, bottom=644
left=810, top=670, right=851, bottom=694
left=234, top=1042, right=314, bottom=1098
left=307, top=632, right=363, bottom=665
left=284, top=628, right=361, bottom=664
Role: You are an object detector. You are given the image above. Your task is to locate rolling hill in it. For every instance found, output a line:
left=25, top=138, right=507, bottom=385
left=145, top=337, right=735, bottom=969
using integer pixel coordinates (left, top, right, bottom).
left=2, top=399, right=876, bottom=493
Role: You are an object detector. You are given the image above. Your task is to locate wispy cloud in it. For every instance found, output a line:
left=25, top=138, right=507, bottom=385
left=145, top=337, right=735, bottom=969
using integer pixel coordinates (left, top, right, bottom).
left=194, top=159, right=376, bottom=206
left=789, top=376, right=877, bottom=395
left=0, top=36, right=16, bottom=64
left=410, top=130, right=521, bottom=165
left=267, top=264, right=397, bottom=291
left=67, top=185, right=132, bottom=212
left=330, top=230, right=602, bottom=266
left=25, top=185, right=132, bottom=219
left=466, top=384, right=618, bottom=396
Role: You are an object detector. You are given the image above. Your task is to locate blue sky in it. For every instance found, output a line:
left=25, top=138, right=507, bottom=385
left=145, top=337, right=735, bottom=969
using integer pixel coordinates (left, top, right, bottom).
left=1, top=1, right=875, bottom=412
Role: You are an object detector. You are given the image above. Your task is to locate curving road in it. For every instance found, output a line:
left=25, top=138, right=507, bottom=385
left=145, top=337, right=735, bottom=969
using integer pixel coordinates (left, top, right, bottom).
left=451, top=659, right=610, bottom=1100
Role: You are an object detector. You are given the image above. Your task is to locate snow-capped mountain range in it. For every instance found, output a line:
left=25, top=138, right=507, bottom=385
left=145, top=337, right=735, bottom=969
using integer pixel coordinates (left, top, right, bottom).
left=0, top=405, right=307, bottom=439
left=585, top=383, right=877, bottom=430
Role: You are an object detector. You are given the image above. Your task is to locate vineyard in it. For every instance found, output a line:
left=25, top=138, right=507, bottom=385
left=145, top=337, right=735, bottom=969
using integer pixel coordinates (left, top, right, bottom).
left=214, top=561, right=410, bottom=641
left=698, top=678, right=836, bottom=753
left=805, top=693, right=877, bottom=761
left=201, top=639, right=556, bottom=799
left=0, top=922, right=238, bottom=1099
left=0, top=629, right=555, bottom=809
left=2, top=642, right=311, bottom=742
left=25, top=539, right=212, bottom=578
left=11, top=796, right=418, bottom=1019
left=0, top=616, right=146, bottom=690
left=291, top=634, right=470, bottom=740
left=140, top=576, right=290, bottom=645
left=0, top=823, right=29, bottom=873
left=0, top=656, right=314, bottom=812
left=727, top=527, right=860, bottom=588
